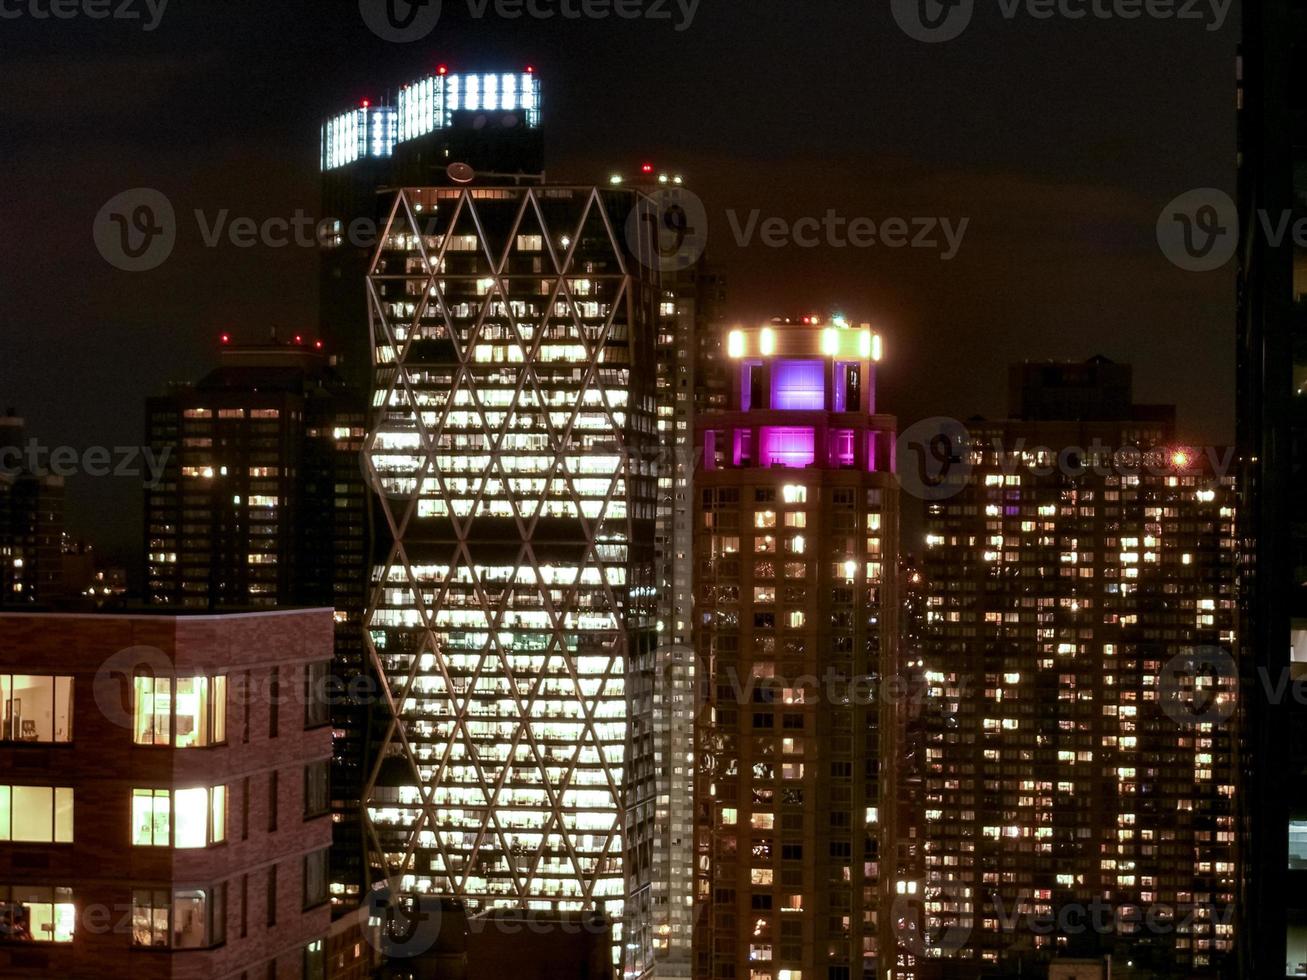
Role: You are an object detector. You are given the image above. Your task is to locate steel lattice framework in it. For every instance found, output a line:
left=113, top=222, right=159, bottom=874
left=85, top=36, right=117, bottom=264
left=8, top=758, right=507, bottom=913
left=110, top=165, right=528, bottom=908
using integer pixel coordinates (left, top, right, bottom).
left=360, top=185, right=661, bottom=977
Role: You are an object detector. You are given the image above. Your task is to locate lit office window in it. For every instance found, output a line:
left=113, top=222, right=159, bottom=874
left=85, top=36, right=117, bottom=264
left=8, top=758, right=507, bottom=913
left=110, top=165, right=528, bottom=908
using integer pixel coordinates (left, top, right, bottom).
left=0, top=675, right=73, bottom=743
left=132, top=787, right=226, bottom=848
left=0, top=786, right=73, bottom=843
left=0, top=885, right=74, bottom=943
left=133, top=675, right=226, bottom=748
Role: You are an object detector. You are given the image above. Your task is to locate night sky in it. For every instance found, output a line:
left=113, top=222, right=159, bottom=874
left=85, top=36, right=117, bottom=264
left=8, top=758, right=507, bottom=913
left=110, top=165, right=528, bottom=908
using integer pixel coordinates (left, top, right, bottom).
left=0, top=0, right=1239, bottom=567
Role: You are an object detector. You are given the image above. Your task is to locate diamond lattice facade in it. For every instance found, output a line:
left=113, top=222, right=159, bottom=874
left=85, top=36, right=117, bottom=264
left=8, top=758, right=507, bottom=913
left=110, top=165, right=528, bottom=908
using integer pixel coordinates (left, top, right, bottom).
left=361, top=185, right=663, bottom=977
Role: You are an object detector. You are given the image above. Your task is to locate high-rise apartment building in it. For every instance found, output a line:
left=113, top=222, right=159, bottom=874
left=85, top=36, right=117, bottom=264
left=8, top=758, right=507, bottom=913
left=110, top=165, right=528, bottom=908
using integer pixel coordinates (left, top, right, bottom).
left=921, top=358, right=1238, bottom=974
left=1235, top=2, right=1307, bottom=975
left=0, top=608, right=336, bottom=979
left=143, top=339, right=372, bottom=908
left=361, top=181, right=664, bottom=978
left=692, top=318, right=901, bottom=980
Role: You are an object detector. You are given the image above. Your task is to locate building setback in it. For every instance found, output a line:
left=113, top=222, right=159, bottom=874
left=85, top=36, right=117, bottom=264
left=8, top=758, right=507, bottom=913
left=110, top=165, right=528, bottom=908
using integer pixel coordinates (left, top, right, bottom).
left=692, top=318, right=902, bottom=980
left=920, top=358, right=1238, bottom=974
left=0, top=608, right=336, bottom=979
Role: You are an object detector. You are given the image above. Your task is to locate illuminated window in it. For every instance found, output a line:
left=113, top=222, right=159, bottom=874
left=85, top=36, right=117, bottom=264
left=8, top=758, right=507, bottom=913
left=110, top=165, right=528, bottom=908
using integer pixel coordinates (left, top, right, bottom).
left=132, top=787, right=226, bottom=848
left=131, top=886, right=225, bottom=949
left=0, top=786, right=73, bottom=843
left=0, top=675, right=72, bottom=743
left=0, top=886, right=74, bottom=943
left=133, top=675, right=227, bottom=748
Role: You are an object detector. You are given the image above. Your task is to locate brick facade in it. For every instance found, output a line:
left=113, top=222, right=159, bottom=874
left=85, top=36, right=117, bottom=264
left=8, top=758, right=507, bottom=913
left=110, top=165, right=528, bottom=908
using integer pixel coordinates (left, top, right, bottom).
left=0, top=609, right=335, bottom=979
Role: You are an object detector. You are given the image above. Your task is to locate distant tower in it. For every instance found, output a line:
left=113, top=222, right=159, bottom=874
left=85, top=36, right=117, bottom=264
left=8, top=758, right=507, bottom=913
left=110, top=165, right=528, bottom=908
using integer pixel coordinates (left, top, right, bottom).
left=0, top=412, right=66, bottom=609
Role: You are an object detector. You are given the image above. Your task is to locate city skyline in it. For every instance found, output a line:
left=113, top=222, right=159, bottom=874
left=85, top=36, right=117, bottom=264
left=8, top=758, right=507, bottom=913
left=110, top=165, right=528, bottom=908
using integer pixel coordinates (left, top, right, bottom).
left=0, top=2, right=1236, bottom=563
left=0, top=4, right=1278, bottom=980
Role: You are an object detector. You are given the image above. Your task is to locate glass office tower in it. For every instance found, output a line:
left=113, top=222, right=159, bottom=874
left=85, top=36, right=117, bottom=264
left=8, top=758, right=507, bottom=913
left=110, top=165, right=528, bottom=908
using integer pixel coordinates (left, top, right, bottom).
left=362, top=183, right=662, bottom=977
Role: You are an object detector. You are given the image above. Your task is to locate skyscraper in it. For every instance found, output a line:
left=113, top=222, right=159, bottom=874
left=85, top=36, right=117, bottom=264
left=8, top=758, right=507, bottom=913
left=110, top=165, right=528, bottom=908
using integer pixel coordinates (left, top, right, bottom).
left=361, top=181, right=664, bottom=977
left=920, top=358, right=1238, bottom=974
left=692, top=317, right=901, bottom=980
left=1235, top=2, right=1307, bottom=974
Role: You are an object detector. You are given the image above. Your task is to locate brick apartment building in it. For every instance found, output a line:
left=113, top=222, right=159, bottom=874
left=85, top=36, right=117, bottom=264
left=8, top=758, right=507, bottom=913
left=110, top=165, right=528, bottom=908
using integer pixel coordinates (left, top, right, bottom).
left=0, top=608, right=340, bottom=979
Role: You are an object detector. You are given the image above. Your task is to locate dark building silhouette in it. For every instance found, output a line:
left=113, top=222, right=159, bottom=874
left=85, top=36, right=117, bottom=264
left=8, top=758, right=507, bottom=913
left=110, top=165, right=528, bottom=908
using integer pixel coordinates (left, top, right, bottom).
left=0, top=412, right=66, bottom=609
left=1236, top=1, right=1307, bottom=974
